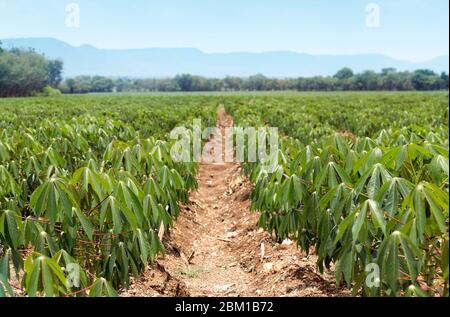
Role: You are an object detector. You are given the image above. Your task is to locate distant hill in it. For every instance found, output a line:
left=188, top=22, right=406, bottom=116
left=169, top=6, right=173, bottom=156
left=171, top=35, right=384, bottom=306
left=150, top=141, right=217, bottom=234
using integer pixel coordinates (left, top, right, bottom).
left=1, top=38, right=448, bottom=78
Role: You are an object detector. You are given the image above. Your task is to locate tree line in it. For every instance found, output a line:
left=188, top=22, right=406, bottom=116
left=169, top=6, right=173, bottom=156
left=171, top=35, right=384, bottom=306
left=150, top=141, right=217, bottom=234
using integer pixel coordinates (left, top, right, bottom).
left=0, top=45, right=448, bottom=97
left=60, top=69, right=449, bottom=94
left=0, top=42, right=63, bottom=97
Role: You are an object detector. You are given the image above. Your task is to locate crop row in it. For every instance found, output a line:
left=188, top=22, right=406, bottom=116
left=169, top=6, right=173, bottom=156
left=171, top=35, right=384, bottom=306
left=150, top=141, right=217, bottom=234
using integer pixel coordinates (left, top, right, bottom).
left=226, top=92, right=449, bottom=296
left=0, top=96, right=217, bottom=296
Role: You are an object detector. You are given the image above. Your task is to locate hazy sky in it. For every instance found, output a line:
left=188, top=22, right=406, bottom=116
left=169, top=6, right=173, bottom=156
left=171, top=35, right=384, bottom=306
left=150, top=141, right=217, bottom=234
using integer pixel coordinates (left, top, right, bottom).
left=0, top=0, right=448, bottom=62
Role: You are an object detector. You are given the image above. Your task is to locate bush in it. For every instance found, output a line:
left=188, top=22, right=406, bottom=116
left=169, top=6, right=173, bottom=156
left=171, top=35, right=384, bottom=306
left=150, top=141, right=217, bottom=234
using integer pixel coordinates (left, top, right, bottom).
left=40, top=85, right=62, bottom=97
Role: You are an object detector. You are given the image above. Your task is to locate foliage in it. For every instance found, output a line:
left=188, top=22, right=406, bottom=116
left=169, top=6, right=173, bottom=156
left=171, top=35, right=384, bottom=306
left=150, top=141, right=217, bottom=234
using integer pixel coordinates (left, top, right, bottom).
left=59, top=69, right=449, bottom=94
left=39, top=86, right=62, bottom=97
left=0, top=95, right=217, bottom=296
left=0, top=48, right=64, bottom=97
left=228, top=92, right=449, bottom=296
left=0, top=92, right=448, bottom=297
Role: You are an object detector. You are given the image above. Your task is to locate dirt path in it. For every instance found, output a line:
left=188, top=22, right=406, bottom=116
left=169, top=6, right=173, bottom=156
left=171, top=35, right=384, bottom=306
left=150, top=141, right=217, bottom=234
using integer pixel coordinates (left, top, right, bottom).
left=121, top=106, right=348, bottom=297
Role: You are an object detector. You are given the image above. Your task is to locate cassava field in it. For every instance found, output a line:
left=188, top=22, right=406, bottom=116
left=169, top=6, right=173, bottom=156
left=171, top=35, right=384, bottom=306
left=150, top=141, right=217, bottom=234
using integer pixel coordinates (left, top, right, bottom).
left=0, top=92, right=448, bottom=297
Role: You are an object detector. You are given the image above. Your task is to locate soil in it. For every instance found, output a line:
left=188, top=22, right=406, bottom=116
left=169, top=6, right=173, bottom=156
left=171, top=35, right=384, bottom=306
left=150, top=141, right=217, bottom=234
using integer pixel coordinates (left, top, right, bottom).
left=120, top=106, right=349, bottom=297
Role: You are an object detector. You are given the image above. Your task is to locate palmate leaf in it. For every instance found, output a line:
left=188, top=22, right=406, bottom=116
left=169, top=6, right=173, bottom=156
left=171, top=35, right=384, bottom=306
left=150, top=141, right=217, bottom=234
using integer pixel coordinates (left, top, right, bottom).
left=404, top=182, right=448, bottom=240
left=367, top=164, right=392, bottom=200
left=73, top=207, right=94, bottom=241
left=334, top=209, right=356, bottom=245
left=24, top=252, right=68, bottom=297
left=117, top=242, right=130, bottom=285
left=378, top=231, right=420, bottom=295
left=0, top=141, right=11, bottom=163
left=355, top=163, right=392, bottom=199
left=115, top=180, right=142, bottom=228
left=407, top=143, right=432, bottom=160
left=0, top=165, right=20, bottom=196
left=352, top=147, right=382, bottom=176
left=303, top=155, right=323, bottom=183
left=376, top=177, right=413, bottom=217
left=89, top=278, right=117, bottom=297
left=0, top=273, right=14, bottom=297
left=0, top=210, right=22, bottom=249
left=280, top=176, right=303, bottom=211
left=382, top=145, right=407, bottom=171
left=33, top=223, right=58, bottom=257
left=367, top=199, right=386, bottom=236
left=315, top=161, right=352, bottom=193
left=24, top=156, right=41, bottom=179
left=335, top=245, right=354, bottom=287
left=319, top=185, right=339, bottom=211
left=52, top=250, right=88, bottom=290
left=378, top=232, right=399, bottom=294
left=30, top=177, right=78, bottom=225
left=41, top=146, right=66, bottom=168
left=149, top=229, right=164, bottom=262
left=124, top=148, right=139, bottom=173
left=158, top=166, right=171, bottom=188
left=136, top=229, right=150, bottom=264
left=316, top=162, right=338, bottom=192
left=72, top=166, right=103, bottom=199
left=144, top=178, right=164, bottom=201
left=170, top=168, right=185, bottom=190
left=352, top=203, right=367, bottom=242
left=100, top=196, right=123, bottom=234
left=429, top=154, right=449, bottom=185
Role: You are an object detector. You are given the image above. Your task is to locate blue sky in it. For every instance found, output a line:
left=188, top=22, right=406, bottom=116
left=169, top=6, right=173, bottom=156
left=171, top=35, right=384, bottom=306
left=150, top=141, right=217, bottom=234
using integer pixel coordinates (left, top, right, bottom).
left=0, top=0, right=448, bottom=62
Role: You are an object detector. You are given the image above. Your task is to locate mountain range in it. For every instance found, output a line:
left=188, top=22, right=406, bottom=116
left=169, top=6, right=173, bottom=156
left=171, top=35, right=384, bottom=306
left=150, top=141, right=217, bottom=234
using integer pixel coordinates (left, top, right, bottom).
left=1, top=38, right=448, bottom=78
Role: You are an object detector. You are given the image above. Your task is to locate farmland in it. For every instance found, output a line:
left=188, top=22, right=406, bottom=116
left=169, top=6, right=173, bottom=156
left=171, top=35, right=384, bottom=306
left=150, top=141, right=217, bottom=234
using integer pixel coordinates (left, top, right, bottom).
left=0, top=95, right=217, bottom=296
left=0, top=92, right=448, bottom=297
left=226, top=91, right=449, bottom=296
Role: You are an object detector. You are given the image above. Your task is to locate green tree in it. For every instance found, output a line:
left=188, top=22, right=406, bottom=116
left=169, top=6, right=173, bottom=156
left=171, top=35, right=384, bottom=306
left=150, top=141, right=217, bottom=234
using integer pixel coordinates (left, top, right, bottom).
left=353, top=71, right=381, bottom=90
left=412, top=69, right=438, bottom=90
left=47, top=60, right=64, bottom=88
left=334, top=67, right=354, bottom=80
left=381, top=67, right=397, bottom=75
left=0, top=48, right=49, bottom=97
left=244, top=74, right=269, bottom=91
left=224, top=76, right=242, bottom=91
left=174, top=74, right=194, bottom=91
left=65, top=78, right=76, bottom=94
left=440, top=72, right=449, bottom=90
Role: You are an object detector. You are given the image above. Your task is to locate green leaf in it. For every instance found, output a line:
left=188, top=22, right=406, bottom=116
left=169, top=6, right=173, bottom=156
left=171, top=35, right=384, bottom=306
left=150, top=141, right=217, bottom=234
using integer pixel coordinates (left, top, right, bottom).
left=4, top=210, right=20, bottom=249
left=137, top=229, right=149, bottom=264
left=0, top=274, right=14, bottom=297
left=334, top=211, right=356, bottom=244
left=74, top=207, right=94, bottom=241
left=352, top=204, right=367, bottom=242
left=381, top=232, right=400, bottom=295
left=368, top=199, right=386, bottom=236
left=398, top=233, right=419, bottom=282
left=441, top=239, right=449, bottom=281
left=41, top=260, right=54, bottom=297
left=334, top=164, right=353, bottom=185
left=335, top=245, right=353, bottom=287
left=89, top=278, right=118, bottom=297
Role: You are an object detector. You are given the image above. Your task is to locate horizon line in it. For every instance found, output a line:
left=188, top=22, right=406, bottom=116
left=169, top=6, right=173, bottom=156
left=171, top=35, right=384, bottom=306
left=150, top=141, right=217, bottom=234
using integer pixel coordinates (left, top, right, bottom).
left=1, top=36, right=448, bottom=64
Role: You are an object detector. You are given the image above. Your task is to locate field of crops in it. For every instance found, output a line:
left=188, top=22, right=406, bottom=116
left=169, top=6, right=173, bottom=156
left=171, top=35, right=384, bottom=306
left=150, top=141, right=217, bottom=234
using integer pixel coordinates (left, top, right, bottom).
left=0, top=95, right=217, bottom=296
left=226, top=92, right=449, bottom=296
left=0, top=92, right=448, bottom=297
